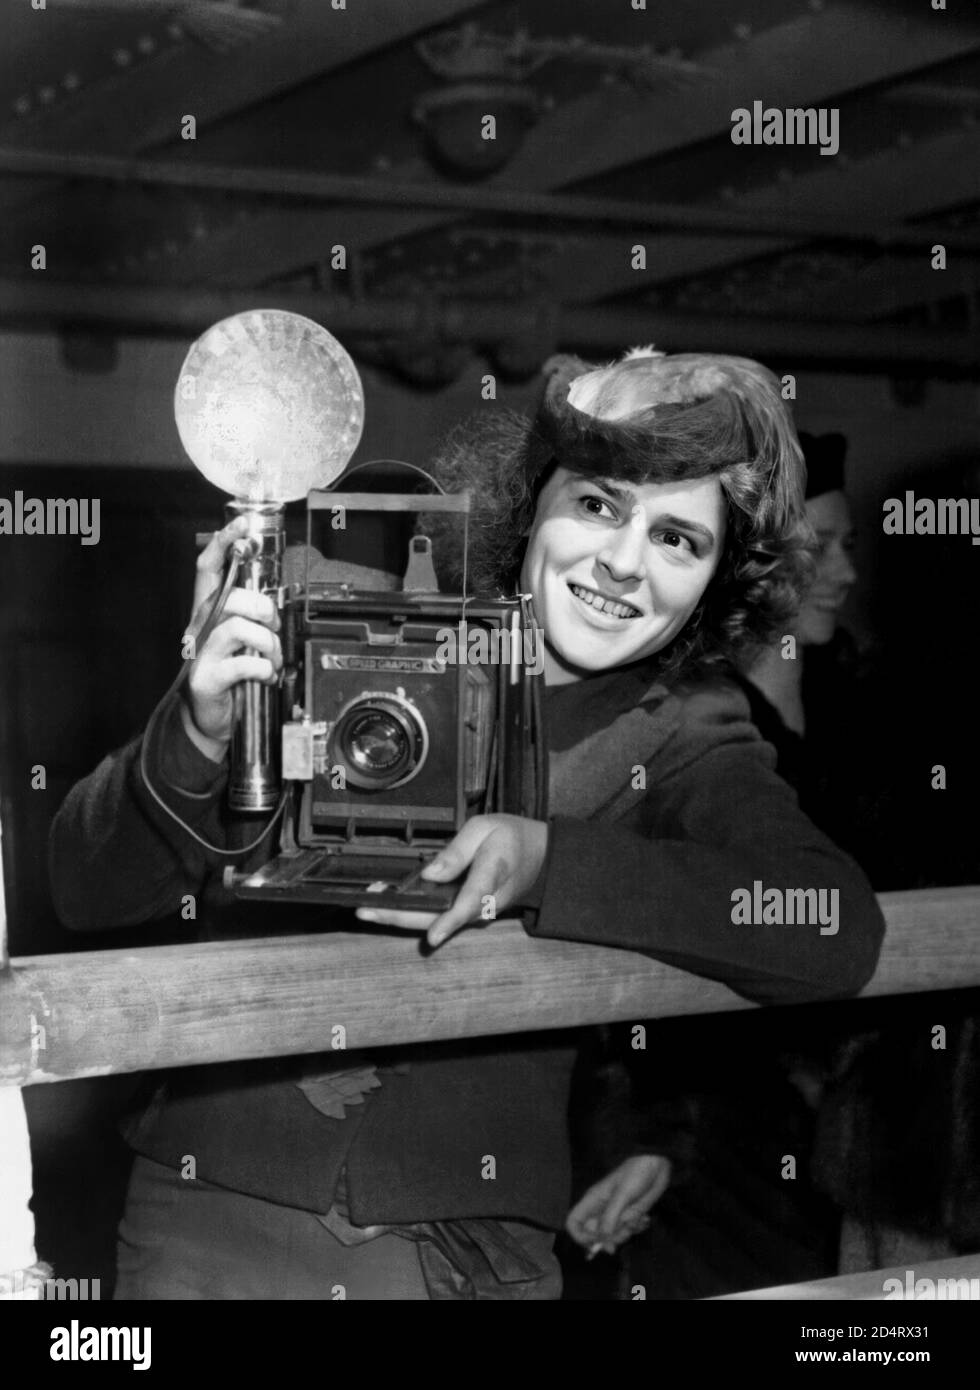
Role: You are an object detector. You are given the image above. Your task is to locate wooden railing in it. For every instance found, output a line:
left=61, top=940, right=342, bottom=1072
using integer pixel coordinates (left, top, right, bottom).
left=2, top=885, right=978, bottom=1087
left=713, top=1253, right=980, bottom=1301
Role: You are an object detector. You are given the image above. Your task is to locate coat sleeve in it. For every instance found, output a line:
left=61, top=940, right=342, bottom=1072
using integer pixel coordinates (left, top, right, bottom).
left=48, top=696, right=233, bottom=931
left=523, top=681, right=886, bottom=1006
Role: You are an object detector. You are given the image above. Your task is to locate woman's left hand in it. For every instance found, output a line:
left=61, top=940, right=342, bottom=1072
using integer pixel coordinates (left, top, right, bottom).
left=565, top=1155, right=673, bottom=1255
left=355, top=814, right=548, bottom=949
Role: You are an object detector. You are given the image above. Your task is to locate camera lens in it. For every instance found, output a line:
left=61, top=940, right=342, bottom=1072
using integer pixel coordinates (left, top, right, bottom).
left=331, top=693, right=428, bottom=790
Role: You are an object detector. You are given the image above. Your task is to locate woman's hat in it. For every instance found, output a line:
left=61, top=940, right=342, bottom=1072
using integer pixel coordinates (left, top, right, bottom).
left=531, top=346, right=804, bottom=489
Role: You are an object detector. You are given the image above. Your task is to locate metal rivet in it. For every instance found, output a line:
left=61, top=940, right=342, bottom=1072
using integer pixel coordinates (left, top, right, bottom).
left=38, top=86, right=56, bottom=104
left=734, top=23, right=752, bottom=40
left=63, top=72, right=80, bottom=91
left=113, top=49, right=132, bottom=67
left=137, top=35, right=156, bottom=55
left=14, top=95, right=30, bottom=114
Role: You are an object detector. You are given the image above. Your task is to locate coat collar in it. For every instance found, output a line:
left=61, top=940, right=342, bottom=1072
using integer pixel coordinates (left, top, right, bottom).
left=545, top=665, right=682, bottom=820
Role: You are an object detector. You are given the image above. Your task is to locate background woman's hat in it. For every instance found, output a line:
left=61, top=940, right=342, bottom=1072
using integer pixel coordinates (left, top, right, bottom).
left=800, top=432, right=847, bottom=499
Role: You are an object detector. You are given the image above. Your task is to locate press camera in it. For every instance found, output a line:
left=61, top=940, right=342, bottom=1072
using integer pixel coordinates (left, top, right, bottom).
left=171, top=308, right=544, bottom=913
left=223, top=485, right=546, bottom=912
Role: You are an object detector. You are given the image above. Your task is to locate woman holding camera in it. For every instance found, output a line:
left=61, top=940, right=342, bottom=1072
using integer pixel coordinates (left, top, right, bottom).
left=50, top=346, right=885, bottom=1299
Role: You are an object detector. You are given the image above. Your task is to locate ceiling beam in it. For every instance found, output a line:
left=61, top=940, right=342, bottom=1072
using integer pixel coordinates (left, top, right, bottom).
left=452, top=126, right=980, bottom=307
left=773, top=259, right=978, bottom=324
left=3, top=146, right=975, bottom=252
left=0, top=279, right=974, bottom=370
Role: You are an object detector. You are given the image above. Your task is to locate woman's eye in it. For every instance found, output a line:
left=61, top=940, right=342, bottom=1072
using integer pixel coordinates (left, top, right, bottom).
left=579, top=494, right=616, bottom=519
left=659, top=530, right=695, bottom=554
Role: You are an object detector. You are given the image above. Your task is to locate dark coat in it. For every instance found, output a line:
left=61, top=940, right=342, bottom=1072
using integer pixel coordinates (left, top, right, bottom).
left=48, top=663, right=885, bottom=1229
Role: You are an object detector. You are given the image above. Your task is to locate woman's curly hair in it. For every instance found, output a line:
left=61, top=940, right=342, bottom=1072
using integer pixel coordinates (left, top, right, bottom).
left=426, top=349, right=815, bottom=683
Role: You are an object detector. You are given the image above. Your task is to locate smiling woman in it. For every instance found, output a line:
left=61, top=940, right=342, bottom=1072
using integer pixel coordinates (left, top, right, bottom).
left=427, top=347, right=814, bottom=691
left=521, top=469, right=727, bottom=685
left=49, top=344, right=887, bottom=1301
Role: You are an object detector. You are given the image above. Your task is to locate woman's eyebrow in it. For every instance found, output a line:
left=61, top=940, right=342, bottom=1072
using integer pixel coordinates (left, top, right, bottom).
left=592, top=477, right=633, bottom=504
left=657, top=513, right=718, bottom=548
left=585, top=479, right=717, bottom=549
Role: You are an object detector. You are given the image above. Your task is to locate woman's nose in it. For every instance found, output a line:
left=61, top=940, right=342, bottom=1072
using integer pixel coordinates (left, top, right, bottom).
left=597, top=513, right=647, bottom=583
left=827, top=544, right=858, bottom=589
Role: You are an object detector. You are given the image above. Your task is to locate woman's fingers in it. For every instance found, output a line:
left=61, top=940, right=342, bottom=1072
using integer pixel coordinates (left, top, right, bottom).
left=187, top=588, right=280, bottom=647
left=210, top=655, right=280, bottom=688
left=427, top=846, right=510, bottom=947
left=202, top=616, right=282, bottom=667
left=599, top=1183, right=636, bottom=1237
left=420, top=816, right=497, bottom=883
left=216, top=588, right=280, bottom=627
left=357, top=820, right=524, bottom=944
left=566, top=1166, right=659, bottom=1252
left=355, top=908, right=437, bottom=932
left=356, top=851, right=505, bottom=945
left=192, top=516, right=250, bottom=612
left=566, top=1183, right=613, bottom=1243
left=186, top=612, right=282, bottom=742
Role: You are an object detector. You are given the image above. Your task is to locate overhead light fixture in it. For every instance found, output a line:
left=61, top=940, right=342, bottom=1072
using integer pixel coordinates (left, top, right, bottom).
left=412, top=81, right=539, bottom=180
left=412, top=21, right=711, bottom=178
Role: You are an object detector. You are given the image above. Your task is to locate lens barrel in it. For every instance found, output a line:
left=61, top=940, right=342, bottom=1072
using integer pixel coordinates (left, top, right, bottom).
left=331, top=693, right=428, bottom=791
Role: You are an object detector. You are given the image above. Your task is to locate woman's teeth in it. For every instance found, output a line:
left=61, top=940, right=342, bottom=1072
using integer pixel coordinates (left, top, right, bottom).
left=570, top=584, right=641, bottom=619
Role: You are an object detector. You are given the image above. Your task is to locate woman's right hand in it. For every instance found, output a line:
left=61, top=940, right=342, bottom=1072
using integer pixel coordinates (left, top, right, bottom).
left=182, top=517, right=283, bottom=757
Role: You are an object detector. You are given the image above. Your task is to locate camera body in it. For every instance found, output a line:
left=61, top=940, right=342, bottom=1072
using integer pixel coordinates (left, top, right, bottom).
left=225, top=487, right=545, bottom=912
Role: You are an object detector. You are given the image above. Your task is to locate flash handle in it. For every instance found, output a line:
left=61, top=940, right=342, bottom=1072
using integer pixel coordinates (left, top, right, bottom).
left=225, top=501, right=284, bottom=813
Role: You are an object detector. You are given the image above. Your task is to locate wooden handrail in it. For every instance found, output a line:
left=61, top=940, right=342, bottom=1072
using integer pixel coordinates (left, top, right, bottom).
left=1, top=886, right=978, bottom=1087
left=712, top=1252, right=980, bottom=1300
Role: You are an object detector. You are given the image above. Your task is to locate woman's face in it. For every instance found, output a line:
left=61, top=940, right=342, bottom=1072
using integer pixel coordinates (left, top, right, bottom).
left=797, top=490, right=857, bottom=647
left=520, top=466, right=727, bottom=684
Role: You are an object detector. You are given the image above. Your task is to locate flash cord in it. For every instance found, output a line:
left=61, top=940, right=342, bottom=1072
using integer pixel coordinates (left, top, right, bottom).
left=138, top=551, right=289, bottom=859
